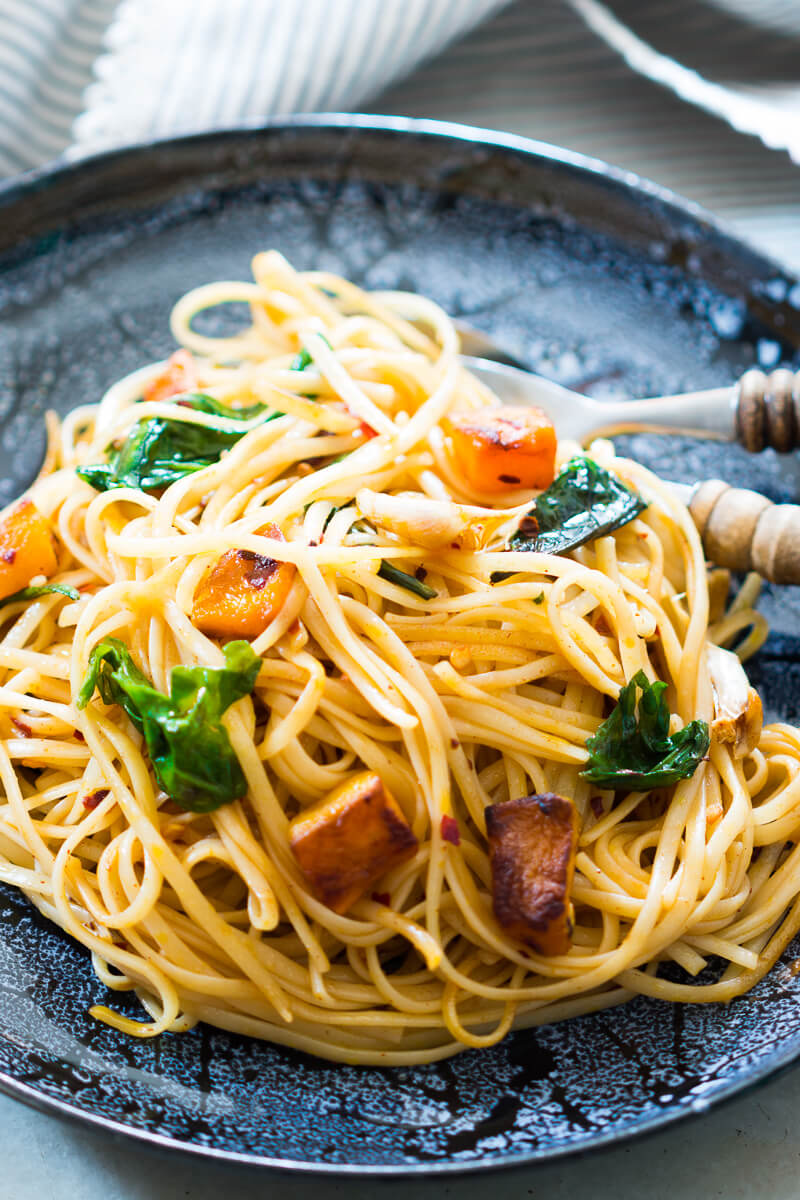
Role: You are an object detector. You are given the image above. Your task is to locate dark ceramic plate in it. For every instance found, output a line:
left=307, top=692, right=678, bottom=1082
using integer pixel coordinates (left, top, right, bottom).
left=1, top=115, right=800, bottom=1175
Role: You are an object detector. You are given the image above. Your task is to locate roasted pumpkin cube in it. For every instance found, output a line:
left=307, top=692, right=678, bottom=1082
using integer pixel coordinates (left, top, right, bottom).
left=446, top=405, right=557, bottom=493
left=143, top=349, right=198, bottom=404
left=289, top=771, right=418, bottom=913
left=193, top=526, right=295, bottom=639
left=0, top=499, right=58, bottom=601
left=486, top=793, right=578, bottom=956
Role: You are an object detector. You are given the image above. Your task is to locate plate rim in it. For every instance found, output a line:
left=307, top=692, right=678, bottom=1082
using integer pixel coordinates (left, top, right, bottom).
left=3, top=1042, right=800, bottom=1177
left=0, top=111, right=798, bottom=1175
left=0, top=110, right=792, bottom=281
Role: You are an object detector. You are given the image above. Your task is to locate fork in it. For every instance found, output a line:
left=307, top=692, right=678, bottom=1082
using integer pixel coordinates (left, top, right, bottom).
left=457, top=324, right=800, bottom=453
left=456, top=324, right=800, bottom=584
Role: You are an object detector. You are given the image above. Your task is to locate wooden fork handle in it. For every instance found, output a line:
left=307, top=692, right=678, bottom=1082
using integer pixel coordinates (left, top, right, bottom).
left=735, top=367, right=800, bottom=453
left=690, top=479, right=800, bottom=583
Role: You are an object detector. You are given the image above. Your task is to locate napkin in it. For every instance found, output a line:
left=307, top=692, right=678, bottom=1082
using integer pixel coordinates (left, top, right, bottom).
left=0, top=0, right=509, bottom=175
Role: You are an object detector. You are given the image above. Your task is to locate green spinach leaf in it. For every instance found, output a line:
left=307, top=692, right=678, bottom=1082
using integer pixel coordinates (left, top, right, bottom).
left=77, top=638, right=261, bottom=812
left=290, top=348, right=313, bottom=371
left=77, top=395, right=275, bottom=494
left=0, top=583, right=80, bottom=609
left=180, top=392, right=268, bottom=421
left=510, top=457, right=646, bottom=557
left=582, top=670, right=709, bottom=792
left=289, top=334, right=332, bottom=374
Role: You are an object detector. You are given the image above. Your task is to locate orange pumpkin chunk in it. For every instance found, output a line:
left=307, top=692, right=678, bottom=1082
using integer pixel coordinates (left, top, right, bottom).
left=289, top=771, right=418, bottom=913
left=143, top=349, right=198, bottom=404
left=0, top=499, right=58, bottom=601
left=192, top=526, right=295, bottom=639
left=446, top=405, right=557, bottom=493
left=486, top=793, right=578, bottom=956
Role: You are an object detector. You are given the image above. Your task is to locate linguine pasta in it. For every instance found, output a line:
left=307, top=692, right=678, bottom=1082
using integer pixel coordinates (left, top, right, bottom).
left=0, top=250, right=797, bottom=1066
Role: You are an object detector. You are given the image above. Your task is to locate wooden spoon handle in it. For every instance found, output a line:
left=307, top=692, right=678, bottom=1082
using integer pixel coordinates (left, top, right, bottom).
left=582, top=367, right=800, bottom=451
left=736, top=367, right=800, bottom=453
left=690, top=479, right=800, bottom=583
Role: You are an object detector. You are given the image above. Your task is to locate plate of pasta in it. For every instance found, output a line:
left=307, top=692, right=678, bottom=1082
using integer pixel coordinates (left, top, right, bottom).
left=0, top=116, right=800, bottom=1173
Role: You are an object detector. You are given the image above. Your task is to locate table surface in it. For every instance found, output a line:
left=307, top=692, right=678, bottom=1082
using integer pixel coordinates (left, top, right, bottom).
left=5, top=5, right=800, bottom=1196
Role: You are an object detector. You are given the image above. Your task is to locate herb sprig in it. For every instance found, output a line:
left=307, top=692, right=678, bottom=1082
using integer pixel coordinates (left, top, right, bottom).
left=378, top=561, right=436, bottom=600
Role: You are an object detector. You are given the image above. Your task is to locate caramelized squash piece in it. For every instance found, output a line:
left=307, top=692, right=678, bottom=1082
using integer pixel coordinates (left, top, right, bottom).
left=143, top=349, right=198, bottom=404
left=289, top=771, right=418, bottom=913
left=446, top=405, right=557, bottom=494
left=0, top=499, right=58, bottom=601
left=486, top=793, right=578, bottom=956
left=193, top=525, right=295, bottom=639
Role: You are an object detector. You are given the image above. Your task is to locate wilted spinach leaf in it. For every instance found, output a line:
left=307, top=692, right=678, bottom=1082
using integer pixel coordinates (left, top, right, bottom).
left=77, top=638, right=261, bottom=812
left=582, top=670, right=709, bottom=792
left=509, top=457, right=646, bottom=556
left=290, top=348, right=313, bottom=371
left=181, top=392, right=268, bottom=421
left=77, top=394, right=277, bottom=494
left=0, top=582, right=80, bottom=609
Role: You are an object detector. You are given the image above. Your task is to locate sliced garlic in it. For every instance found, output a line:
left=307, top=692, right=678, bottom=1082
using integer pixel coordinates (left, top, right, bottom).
left=356, top=488, right=485, bottom=550
left=632, top=607, right=657, bottom=639
left=707, top=642, right=763, bottom=759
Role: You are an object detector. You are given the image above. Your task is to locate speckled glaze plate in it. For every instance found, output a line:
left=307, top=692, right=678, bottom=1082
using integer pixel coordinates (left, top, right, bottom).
left=1, top=115, right=800, bottom=1175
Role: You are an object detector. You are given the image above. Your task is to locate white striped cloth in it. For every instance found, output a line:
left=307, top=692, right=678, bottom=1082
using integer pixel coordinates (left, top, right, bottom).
left=75, top=0, right=509, bottom=151
left=0, top=0, right=799, bottom=271
left=0, top=0, right=509, bottom=173
left=0, top=0, right=116, bottom=175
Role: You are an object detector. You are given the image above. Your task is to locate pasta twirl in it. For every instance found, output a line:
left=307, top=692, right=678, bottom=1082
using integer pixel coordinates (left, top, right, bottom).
left=0, top=249, right=795, bottom=1066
